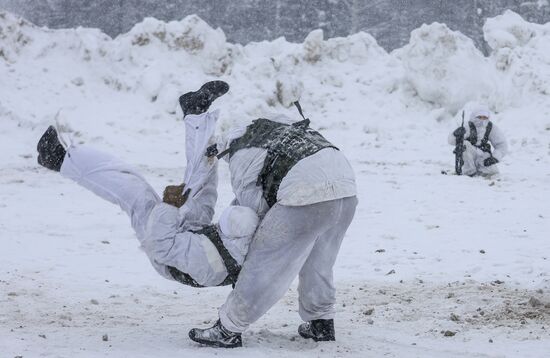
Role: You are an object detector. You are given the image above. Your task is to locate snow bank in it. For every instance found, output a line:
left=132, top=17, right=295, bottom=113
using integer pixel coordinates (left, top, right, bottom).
left=0, top=10, right=396, bottom=129
left=0, top=11, right=112, bottom=63
left=484, top=10, right=550, bottom=97
left=394, top=23, right=499, bottom=113
left=0, top=11, right=33, bottom=62
left=118, top=15, right=238, bottom=76
left=484, top=10, right=538, bottom=50
left=0, top=9, right=549, bottom=130
left=303, top=29, right=387, bottom=65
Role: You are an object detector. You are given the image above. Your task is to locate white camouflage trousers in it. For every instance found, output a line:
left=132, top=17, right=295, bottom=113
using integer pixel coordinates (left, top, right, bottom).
left=461, top=141, right=499, bottom=176
left=59, top=111, right=219, bottom=245
left=219, top=195, right=358, bottom=332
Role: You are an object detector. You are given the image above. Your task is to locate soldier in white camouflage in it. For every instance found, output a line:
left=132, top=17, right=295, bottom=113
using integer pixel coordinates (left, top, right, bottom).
left=36, top=82, right=258, bottom=305
left=449, top=106, right=508, bottom=176
left=189, top=91, right=358, bottom=348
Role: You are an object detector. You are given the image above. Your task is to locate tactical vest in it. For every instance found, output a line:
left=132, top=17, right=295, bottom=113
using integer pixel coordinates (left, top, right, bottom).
left=226, top=118, right=338, bottom=207
left=467, top=121, right=493, bottom=153
left=167, top=225, right=241, bottom=288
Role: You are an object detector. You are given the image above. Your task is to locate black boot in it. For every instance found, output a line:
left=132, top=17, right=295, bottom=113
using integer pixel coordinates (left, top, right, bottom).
left=188, top=319, right=242, bottom=348
left=37, top=126, right=66, bottom=172
left=298, top=319, right=335, bottom=342
left=179, top=80, right=229, bottom=116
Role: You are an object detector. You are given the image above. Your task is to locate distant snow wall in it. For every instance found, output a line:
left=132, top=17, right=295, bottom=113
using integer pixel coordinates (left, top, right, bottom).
left=1, top=10, right=549, bottom=125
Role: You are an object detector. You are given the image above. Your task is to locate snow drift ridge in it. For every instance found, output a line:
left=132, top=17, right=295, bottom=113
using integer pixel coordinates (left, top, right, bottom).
left=0, top=10, right=549, bottom=129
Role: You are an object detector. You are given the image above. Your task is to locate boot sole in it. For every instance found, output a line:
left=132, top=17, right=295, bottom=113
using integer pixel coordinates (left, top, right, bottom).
left=178, top=81, right=229, bottom=116
left=299, top=331, right=335, bottom=342
left=198, top=80, right=229, bottom=100
left=37, top=126, right=66, bottom=171
left=190, top=336, right=242, bottom=348
left=37, top=126, right=59, bottom=152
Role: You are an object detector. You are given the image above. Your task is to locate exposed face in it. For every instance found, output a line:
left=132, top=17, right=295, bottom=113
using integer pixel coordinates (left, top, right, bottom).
left=476, top=115, right=489, bottom=121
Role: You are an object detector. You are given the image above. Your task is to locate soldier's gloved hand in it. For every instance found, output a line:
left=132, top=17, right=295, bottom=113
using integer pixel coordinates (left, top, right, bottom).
left=205, top=144, right=218, bottom=158
left=483, top=157, right=499, bottom=167
left=163, top=183, right=191, bottom=208
left=453, top=127, right=466, bottom=138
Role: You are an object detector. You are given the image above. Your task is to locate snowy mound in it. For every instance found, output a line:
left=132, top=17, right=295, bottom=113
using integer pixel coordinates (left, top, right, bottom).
left=0, top=9, right=549, bottom=147
left=0, top=11, right=33, bottom=62
left=224, top=29, right=395, bottom=121
left=118, top=15, right=238, bottom=76
left=484, top=10, right=550, bottom=98
left=2, top=9, right=549, bottom=129
left=394, top=23, right=499, bottom=113
left=484, top=10, right=538, bottom=50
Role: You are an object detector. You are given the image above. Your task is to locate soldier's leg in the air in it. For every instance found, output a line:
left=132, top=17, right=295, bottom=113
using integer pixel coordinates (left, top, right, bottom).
left=60, top=145, right=160, bottom=241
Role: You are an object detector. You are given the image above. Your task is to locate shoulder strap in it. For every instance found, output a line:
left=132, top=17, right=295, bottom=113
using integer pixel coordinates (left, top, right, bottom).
left=482, top=121, right=492, bottom=145
left=166, top=225, right=241, bottom=288
left=193, top=225, right=241, bottom=285
left=167, top=266, right=204, bottom=287
left=478, top=121, right=493, bottom=153
left=467, top=121, right=477, bottom=145
left=216, top=147, right=231, bottom=160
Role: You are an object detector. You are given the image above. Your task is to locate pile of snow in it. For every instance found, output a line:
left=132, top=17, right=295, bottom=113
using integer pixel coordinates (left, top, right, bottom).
left=484, top=10, right=538, bottom=49
left=118, top=15, right=237, bottom=76
left=485, top=10, right=550, bottom=98
left=394, top=23, right=499, bottom=113
left=390, top=11, right=550, bottom=114
left=0, top=11, right=32, bottom=62
left=2, top=9, right=548, bottom=130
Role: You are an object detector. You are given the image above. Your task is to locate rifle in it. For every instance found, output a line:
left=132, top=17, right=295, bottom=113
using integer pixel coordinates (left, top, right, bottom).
left=453, top=111, right=465, bottom=175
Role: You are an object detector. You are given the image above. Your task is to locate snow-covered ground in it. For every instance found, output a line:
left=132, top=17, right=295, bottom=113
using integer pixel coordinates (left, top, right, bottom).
left=1, top=9, right=549, bottom=357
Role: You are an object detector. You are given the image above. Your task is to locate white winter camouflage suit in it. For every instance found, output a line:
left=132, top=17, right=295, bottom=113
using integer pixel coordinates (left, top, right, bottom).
left=448, top=108, right=508, bottom=176
left=217, top=113, right=358, bottom=333
left=59, top=111, right=259, bottom=287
